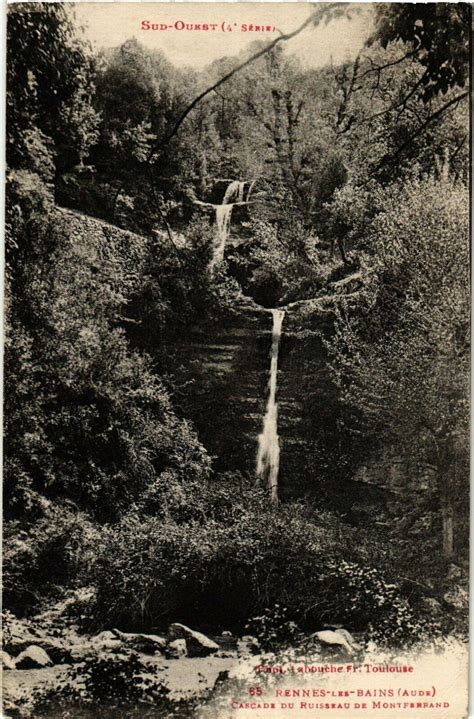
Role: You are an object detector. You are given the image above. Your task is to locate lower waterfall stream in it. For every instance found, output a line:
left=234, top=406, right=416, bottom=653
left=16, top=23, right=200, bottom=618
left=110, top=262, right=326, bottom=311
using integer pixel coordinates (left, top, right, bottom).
left=256, top=308, right=285, bottom=504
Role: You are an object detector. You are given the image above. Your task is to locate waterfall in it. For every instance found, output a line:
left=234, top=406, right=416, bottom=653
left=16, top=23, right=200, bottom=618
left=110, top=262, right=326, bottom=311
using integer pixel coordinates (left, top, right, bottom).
left=223, top=180, right=245, bottom=204
left=210, top=181, right=245, bottom=270
left=247, top=179, right=256, bottom=201
left=256, top=309, right=285, bottom=504
left=213, top=205, right=233, bottom=267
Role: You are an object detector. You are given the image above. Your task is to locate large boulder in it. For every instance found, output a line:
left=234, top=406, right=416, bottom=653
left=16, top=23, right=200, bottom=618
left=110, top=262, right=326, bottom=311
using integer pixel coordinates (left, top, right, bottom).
left=15, top=645, right=53, bottom=669
left=2, top=613, right=43, bottom=652
left=313, top=629, right=361, bottom=654
left=168, top=623, right=219, bottom=658
left=69, top=643, right=97, bottom=663
left=32, top=636, right=75, bottom=664
left=112, top=630, right=166, bottom=655
left=2, top=611, right=74, bottom=663
left=167, top=639, right=188, bottom=659
left=10, top=635, right=72, bottom=664
left=90, top=630, right=123, bottom=652
left=1, top=651, right=16, bottom=670
left=69, top=631, right=122, bottom=662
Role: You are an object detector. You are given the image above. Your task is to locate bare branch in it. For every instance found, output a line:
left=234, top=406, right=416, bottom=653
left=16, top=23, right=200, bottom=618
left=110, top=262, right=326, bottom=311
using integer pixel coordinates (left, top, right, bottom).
left=369, top=90, right=468, bottom=176
left=147, top=163, right=185, bottom=267
left=357, top=49, right=417, bottom=81
left=450, top=133, right=468, bottom=165
left=148, top=3, right=348, bottom=159
left=353, top=68, right=430, bottom=130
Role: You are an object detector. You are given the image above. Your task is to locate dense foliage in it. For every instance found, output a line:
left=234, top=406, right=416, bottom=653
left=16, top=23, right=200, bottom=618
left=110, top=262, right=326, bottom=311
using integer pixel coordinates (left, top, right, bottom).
left=4, top=1, right=469, bottom=660
left=327, top=170, right=469, bottom=562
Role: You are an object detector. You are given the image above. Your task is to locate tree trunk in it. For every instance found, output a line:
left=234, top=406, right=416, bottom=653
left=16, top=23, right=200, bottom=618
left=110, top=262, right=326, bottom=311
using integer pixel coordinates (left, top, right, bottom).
left=441, top=500, right=454, bottom=559
left=440, top=460, right=454, bottom=559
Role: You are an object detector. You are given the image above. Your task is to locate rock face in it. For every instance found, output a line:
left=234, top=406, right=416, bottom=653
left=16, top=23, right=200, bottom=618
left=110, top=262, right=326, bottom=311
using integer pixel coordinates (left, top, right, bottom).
left=15, top=646, right=53, bottom=669
left=168, top=623, right=219, bottom=658
left=165, top=306, right=270, bottom=478
left=277, top=329, right=325, bottom=499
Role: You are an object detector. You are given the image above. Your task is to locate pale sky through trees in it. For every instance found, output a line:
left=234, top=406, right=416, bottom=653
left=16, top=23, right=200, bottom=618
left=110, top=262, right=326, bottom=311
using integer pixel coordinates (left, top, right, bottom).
left=73, top=2, right=372, bottom=69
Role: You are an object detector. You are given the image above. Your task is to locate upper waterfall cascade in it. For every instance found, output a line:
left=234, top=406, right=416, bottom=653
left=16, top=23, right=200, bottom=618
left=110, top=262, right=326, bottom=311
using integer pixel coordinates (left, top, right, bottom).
left=223, top=180, right=245, bottom=205
left=210, top=181, right=246, bottom=271
left=256, top=309, right=285, bottom=504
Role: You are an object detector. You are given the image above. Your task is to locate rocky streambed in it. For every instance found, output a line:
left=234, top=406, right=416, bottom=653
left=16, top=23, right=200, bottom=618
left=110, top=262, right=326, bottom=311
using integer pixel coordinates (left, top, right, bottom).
left=1, top=603, right=367, bottom=717
left=2, top=607, right=468, bottom=719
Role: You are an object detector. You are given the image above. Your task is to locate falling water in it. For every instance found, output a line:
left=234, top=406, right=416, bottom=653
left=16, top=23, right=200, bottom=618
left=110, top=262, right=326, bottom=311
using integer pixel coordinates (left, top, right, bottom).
left=213, top=205, right=233, bottom=267
left=256, top=309, right=285, bottom=504
left=210, top=181, right=245, bottom=270
left=223, top=180, right=245, bottom=205
left=247, top=179, right=256, bottom=201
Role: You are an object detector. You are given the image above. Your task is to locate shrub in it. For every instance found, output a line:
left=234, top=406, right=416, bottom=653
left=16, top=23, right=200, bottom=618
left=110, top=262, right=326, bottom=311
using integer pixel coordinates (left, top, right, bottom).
left=133, top=470, right=268, bottom=524
left=3, top=504, right=98, bottom=615
left=322, top=560, right=441, bottom=645
left=32, top=653, right=171, bottom=715
left=85, top=502, right=432, bottom=643
left=245, top=606, right=300, bottom=651
left=4, top=205, right=212, bottom=522
left=237, top=219, right=328, bottom=306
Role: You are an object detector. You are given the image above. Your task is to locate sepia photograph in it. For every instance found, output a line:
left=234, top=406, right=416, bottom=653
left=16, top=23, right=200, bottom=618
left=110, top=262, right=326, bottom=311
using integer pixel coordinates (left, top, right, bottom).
left=3, top=2, right=470, bottom=717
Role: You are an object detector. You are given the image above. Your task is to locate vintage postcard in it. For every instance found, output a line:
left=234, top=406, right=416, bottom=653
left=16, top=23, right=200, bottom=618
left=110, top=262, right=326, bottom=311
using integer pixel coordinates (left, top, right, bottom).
left=3, top=2, right=470, bottom=717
